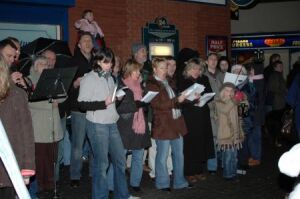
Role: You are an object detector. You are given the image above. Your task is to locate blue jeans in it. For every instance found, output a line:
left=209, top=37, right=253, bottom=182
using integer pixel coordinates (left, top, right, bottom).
left=108, top=149, right=144, bottom=190
left=221, top=149, right=237, bottom=179
left=29, top=177, right=38, bottom=199
left=82, top=136, right=91, bottom=158
left=55, top=117, right=66, bottom=181
left=155, top=136, right=188, bottom=189
left=86, top=120, right=129, bottom=199
left=63, top=126, right=71, bottom=166
left=248, top=125, right=262, bottom=160
left=207, top=137, right=218, bottom=171
left=70, top=112, right=88, bottom=180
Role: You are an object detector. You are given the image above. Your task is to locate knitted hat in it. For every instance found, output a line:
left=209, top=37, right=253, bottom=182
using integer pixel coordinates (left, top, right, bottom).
left=231, top=64, right=247, bottom=75
left=278, top=143, right=300, bottom=177
left=220, top=82, right=236, bottom=92
left=131, top=43, right=146, bottom=55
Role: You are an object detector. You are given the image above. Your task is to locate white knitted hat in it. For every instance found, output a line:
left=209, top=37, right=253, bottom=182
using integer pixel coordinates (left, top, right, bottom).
left=278, top=143, right=300, bottom=177
left=231, top=64, right=247, bottom=75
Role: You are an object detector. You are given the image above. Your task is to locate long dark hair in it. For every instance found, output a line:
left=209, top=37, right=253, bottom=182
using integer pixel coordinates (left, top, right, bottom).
left=92, top=48, right=115, bottom=71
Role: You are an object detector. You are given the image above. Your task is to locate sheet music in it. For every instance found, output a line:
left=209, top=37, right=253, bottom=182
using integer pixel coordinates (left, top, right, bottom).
left=224, top=72, right=247, bottom=86
left=183, top=83, right=205, bottom=101
left=116, top=89, right=126, bottom=98
left=0, top=120, right=31, bottom=199
left=141, top=91, right=159, bottom=103
left=111, top=85, right=118, bottom=102
left=195, top=92, right=216, bottom=107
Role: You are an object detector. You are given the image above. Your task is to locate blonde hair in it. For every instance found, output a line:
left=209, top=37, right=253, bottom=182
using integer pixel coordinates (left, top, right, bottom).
left=183, top=58, right=206, bottom=78
left=122, top=59, right=142, bottom=79
left=0, top=55, right=10, bottom=103
left=152, top=57, right=167, bottom=69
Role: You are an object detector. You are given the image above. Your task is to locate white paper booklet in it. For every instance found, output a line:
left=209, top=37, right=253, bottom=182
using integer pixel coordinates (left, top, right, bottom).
left=115, top=86, right=127, bottom=98
left=224, top=72, right=247, bottom=86
left=0, top=120, right=31, bottom=199
left=111, top=85, right=118, bottom=102
left=141, top=91, right=159, bottom=103
left=183, top=83, right=205, bottom=101
left=196, top=92, right=216, bottom=107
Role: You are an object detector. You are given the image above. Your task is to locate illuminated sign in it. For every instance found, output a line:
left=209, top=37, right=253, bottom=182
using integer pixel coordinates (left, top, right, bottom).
left=264, top=38, right=285, bottom=47
left=232, top=34, right=300, bottom=50
left=207, top=36, right=227, bottom=56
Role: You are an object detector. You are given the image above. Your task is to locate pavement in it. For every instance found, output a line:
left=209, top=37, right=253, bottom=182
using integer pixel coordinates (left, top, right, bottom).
left=38, top=137, right=295, bottom=199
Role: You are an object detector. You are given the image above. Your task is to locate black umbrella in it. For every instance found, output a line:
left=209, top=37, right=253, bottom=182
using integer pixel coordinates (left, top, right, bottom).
left=18, top=37, right=72, bottom=76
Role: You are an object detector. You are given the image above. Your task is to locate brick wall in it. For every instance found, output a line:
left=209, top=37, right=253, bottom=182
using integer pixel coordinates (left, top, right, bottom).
left=68, top=0, right=230, bottom=61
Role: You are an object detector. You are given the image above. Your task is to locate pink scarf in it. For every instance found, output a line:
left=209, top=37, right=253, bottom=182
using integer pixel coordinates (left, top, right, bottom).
left=123, top=77, right=146, bottom=134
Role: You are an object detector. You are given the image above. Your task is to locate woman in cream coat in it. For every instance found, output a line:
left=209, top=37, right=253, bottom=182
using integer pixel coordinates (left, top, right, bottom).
left=28, top=56, right=63, bottom=193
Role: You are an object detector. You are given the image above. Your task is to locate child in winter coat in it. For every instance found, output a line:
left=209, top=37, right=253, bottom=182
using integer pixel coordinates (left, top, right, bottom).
left=215, top=82, right=244, bottom=180
left=75, top=9, right=105, bottom=50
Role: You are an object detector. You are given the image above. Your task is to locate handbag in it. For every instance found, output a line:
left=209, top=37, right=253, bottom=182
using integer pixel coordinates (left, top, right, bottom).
left=281, top=108, right=294, bottom=134
left=281, top=107, right=298, bottom=143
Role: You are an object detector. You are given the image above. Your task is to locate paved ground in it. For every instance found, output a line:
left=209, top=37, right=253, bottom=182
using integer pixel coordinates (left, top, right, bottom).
left=39, top=138, right=295, bottom=199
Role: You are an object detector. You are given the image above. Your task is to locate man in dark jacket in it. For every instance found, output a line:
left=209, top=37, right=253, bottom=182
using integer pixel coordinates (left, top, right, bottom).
left=68, top=32, right=94, bottom=188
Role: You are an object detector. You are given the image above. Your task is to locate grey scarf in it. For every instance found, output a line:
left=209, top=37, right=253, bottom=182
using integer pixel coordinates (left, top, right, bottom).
left=154, top=75, right=181, bottom=119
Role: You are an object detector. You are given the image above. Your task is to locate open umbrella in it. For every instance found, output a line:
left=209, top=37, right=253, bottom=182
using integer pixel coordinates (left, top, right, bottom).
left=18, top=37, right=72, bottom=76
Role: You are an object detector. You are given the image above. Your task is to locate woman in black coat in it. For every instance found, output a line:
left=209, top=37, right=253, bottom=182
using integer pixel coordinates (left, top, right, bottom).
left=178, top=58, right=215, bottom=183
left=116, top=59, right=151, bottom=191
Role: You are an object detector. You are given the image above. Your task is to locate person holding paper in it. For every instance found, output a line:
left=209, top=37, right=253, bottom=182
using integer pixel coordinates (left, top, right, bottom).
left=204, top=53, right=224, bottom=174
left=77, top=49, right=139, bottom=199
left=231, top=64, right=255, bottom=170
left=178, top=58, right=215, bottom=183
left=147, top=56, right=176, bottom=181
left=0, top=56, right=35, bottom=198
left=113, top=59, right=151, bottom=192
left=146, top=57, right=191, bottom=191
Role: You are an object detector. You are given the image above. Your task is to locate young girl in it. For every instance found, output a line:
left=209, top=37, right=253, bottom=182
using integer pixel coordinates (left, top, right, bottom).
left=215, top=82, right=244, bottom=181
left=75, top=9, right=105, bottom=50
left=77, top=48, right=138, bottom=199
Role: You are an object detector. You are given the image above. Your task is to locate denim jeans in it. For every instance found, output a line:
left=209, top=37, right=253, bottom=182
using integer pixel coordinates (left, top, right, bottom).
left=238, top=117, right=252, bottom=166
left=148, top=138, right=173, bottom=178
left=86, top=120, right=129, bottom=199
left=63, top=127, right=71, bottom=166
left=82, top=136, right=91, bottom=158
left=221, top=149, right=237, bottom=179
left=155, top=136, right=188, bottom=189
left=248, top=125, right=262, bottom=160
left=108, top=149, right=144, bottom=190
left=29, top=176, right=38, bottom=199
left=70, top=111, right=87, bottom=180
left=207, top=137, right=218, bottom=171
left=55, top=117, right=66, bottom=181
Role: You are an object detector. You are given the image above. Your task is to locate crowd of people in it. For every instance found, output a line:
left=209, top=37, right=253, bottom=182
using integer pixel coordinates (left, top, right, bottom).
left=0, top=9, right=300, bottom=199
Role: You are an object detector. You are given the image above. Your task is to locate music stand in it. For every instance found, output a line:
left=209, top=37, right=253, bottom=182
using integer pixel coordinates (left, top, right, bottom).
left=28, top=67, right=77, bottom=198
left=29, top=67, right=77, bottom=102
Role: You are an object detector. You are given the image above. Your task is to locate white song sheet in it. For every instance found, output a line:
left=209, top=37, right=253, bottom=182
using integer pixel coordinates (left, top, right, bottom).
left=141, top=91, right=159, bottom=103
left=183, top=83, right=205, bottom=101
left=195, top=92, right=216, bottom=107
